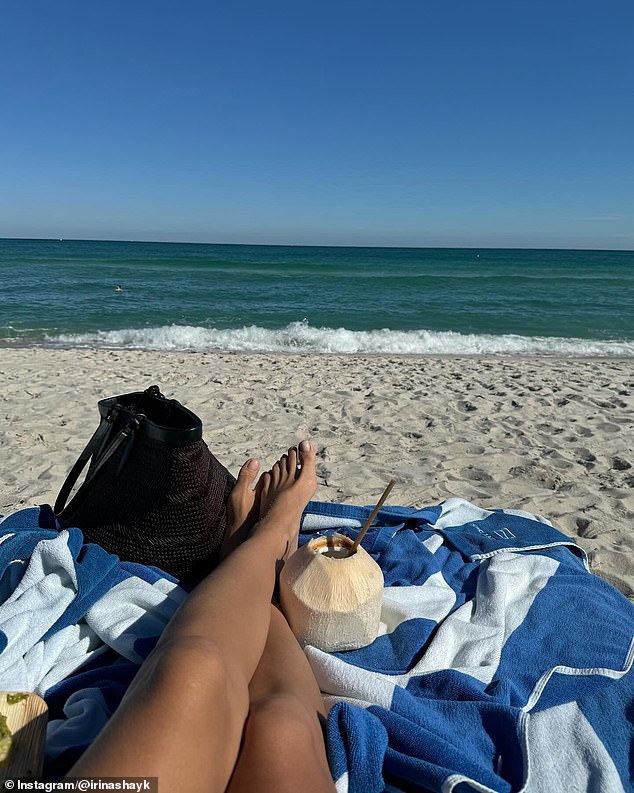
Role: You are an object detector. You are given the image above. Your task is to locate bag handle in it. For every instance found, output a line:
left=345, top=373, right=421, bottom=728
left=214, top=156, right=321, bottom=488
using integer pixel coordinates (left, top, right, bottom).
left=54, top=412, right=142, bottom=517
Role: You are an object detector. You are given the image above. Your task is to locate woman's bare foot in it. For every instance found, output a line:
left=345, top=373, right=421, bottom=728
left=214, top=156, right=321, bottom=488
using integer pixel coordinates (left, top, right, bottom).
left=254, top=440, right=317, bottom=561
left=219, top=458, right=261, bottom=561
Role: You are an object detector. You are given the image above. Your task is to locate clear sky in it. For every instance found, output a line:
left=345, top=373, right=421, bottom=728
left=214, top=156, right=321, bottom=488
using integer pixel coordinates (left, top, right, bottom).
left=1, top=0, right=633, bottom=248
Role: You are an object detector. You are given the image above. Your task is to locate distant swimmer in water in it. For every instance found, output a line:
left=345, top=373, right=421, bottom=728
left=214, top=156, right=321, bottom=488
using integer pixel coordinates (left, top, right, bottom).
left=114, top=284, right=123, bottom=292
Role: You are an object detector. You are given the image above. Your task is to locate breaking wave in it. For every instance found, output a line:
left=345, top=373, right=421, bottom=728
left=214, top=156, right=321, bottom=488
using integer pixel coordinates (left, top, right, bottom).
left=43, top=322, right=634, bottom=356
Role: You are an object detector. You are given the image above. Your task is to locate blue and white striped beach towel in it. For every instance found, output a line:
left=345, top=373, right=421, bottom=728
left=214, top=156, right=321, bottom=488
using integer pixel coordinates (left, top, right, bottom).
left=0, top=499, right=632, bottom=791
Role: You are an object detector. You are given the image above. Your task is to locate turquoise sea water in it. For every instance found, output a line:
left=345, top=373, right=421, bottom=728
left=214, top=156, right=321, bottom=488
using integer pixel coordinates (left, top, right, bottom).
left=1, top=238, right=633, bottom=355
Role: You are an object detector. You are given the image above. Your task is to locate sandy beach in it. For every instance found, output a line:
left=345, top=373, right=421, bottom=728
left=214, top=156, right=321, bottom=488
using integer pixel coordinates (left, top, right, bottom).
left=1, top=347, right=632, bottom=599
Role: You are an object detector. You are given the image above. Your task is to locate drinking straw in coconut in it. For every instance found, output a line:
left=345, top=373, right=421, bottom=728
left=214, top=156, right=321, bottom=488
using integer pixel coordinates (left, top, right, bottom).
left=350, top=479, right=396, bottom=553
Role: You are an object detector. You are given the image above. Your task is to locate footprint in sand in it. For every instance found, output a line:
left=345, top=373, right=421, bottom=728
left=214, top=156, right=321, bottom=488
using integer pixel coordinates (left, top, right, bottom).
left=465, top=444, right=486, bottom=455
left=576, top=516, right=592, bottom=535
left=508, top=463, right=567, bottom=491
left=458, top=466, right=494, bottom=483
left=574, top=448, right=597, bottom=469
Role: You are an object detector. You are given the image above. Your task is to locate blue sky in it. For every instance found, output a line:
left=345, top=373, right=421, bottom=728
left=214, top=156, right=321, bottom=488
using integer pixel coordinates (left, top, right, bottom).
left=1, top=1, right=632, bottom=248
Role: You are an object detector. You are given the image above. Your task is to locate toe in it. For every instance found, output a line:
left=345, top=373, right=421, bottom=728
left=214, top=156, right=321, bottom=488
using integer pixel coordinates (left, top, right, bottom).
left=287, top=446, right=298, bottom=474
left=273, top=456, right=286, bottom=486
left=236, top=458, right=260, bottom=489
left=260, top=471, right=272, bottom=501
left=298, top=440, right=316, bottom=480
left=298, top=439, right=314, bottom=465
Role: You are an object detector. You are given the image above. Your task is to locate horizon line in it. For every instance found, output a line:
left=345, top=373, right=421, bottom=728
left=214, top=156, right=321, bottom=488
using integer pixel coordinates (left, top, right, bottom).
left=1, top=236, right=633, bottom=254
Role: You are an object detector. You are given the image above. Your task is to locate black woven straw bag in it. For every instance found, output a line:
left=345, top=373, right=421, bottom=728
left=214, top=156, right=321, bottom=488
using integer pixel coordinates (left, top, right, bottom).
left=54, top=385, right=235, bottom=585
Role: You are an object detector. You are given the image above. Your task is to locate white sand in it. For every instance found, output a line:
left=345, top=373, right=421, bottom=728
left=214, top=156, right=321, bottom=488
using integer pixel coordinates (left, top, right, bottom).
left=1, top=348, right=633, bottom=599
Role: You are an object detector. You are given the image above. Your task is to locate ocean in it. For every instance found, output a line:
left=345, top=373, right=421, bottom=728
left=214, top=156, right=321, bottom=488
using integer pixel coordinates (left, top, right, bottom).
left=1, top=238, right=633, bottom=356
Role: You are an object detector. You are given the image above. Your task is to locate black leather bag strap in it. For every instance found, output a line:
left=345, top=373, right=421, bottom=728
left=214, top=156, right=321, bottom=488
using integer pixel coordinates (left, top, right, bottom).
left=54, top=412, right=142, bottom=517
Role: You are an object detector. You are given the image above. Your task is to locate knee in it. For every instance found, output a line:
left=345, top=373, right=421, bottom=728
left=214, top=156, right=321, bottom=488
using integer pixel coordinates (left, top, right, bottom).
left=240, top=695, right=333, bottom=790
left=246, top=694, right=322, bottom=753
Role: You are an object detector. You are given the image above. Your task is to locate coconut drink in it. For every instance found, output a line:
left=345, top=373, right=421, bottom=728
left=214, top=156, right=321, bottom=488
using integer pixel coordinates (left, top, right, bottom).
left=279, top=480, right=394, bottom=653
left=279, top=533, right=384, bottom=652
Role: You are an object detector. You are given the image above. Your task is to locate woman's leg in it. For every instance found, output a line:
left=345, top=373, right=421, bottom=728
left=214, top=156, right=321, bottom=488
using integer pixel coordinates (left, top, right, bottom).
left=227, top=604, right=333, bottom=793
left=68, top=441, right=320, bottom=793
left=224, top=450, right=334, bottom=793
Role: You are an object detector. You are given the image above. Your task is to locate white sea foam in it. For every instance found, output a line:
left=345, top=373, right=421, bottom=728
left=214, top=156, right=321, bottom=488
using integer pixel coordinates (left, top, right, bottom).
left=43, top=322, right=634, bottom=356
